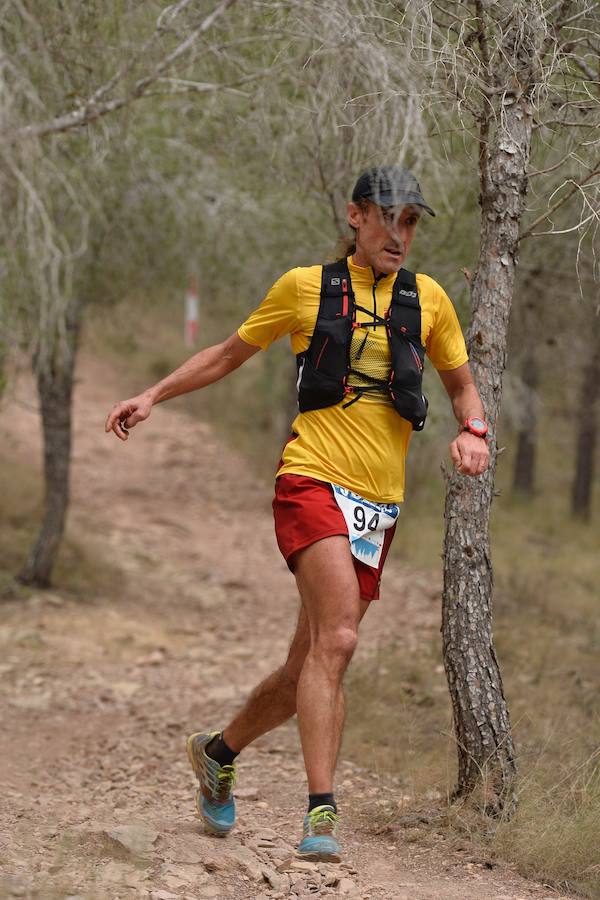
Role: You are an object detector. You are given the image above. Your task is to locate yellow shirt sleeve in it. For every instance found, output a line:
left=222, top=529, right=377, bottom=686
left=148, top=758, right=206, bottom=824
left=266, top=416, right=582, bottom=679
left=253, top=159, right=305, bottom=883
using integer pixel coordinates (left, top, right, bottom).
left=237, top=268, right=300, bottom=350
left=425, top=279, right=469, bottom=371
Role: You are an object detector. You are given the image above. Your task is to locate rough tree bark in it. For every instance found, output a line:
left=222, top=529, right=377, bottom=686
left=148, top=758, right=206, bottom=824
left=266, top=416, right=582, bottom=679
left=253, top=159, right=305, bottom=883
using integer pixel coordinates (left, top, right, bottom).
left=571, top=313, right=600, bottom=521
left=441, top=5, right=545, bottom=814
left=18, top=303, right=80, bottom=587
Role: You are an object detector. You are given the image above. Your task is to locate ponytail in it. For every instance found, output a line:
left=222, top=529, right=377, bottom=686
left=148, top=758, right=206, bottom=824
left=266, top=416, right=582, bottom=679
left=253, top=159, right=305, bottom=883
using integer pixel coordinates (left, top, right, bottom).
left=336, top=235, right=356, bottom=259
left=335, top=198, right=367, bottom=259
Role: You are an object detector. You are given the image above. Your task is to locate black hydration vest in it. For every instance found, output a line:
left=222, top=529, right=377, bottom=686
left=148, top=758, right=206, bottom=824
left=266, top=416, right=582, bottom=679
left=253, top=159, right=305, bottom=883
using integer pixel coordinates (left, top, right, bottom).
left=296, top=259, right=428, bottom=430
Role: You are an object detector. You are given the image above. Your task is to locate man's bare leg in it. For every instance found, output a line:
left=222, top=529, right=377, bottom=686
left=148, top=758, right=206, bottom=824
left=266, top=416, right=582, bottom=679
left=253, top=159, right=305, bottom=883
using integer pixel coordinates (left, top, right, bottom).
left=223, top=594, right=369, bottom=753
left=294, top=536, right=362, bottom=794
left=222, top=606, right=309, bottom=752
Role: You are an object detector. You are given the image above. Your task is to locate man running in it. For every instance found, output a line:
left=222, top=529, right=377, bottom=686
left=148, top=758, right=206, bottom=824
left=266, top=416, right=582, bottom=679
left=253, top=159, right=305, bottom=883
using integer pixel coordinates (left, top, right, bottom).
left=105, top=166, right=489, bottom=863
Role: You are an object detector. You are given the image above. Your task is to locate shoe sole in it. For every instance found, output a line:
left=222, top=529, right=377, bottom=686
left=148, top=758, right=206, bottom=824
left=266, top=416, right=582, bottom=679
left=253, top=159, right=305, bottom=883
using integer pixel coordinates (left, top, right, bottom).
left=296, top=849, right=342, bottom=863
left=194, top=789, right=231, bottom=837
left=187, top=733, right=234, bottom=837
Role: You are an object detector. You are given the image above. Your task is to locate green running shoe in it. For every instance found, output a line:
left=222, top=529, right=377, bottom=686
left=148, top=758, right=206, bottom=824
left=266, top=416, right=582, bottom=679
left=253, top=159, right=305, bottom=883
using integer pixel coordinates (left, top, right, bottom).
left=297, top=805, right=341, bottom=862
left=186, top=731, right=236, bottom=836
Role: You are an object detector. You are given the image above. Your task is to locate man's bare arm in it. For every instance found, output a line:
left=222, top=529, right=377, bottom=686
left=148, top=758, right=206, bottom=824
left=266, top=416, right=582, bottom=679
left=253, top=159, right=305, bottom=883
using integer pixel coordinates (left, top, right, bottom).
left=105, top=332, right=260, bottom=441
left=438, top=362, right=489, bottom=477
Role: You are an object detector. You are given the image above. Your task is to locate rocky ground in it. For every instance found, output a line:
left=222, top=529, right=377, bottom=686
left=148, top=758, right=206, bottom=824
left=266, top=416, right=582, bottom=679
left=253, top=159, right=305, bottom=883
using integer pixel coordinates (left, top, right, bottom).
left=0, top=355, right=576, bottom=900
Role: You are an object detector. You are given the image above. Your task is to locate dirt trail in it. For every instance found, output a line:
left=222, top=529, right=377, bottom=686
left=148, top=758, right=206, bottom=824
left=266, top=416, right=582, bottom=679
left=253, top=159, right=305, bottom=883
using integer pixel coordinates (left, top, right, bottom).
left=0, top=355, right=573, bottom=900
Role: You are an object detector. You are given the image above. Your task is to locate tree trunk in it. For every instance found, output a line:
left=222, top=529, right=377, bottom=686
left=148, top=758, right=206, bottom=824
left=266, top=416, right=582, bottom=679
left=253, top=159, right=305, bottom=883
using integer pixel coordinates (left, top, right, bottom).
left=18, top=309, right=80, bottom=588
left=571, top=319, right=600, bottom=521
left=442, top=77, right=536, bottom=811
left=512, top=350, right=539, bottom=496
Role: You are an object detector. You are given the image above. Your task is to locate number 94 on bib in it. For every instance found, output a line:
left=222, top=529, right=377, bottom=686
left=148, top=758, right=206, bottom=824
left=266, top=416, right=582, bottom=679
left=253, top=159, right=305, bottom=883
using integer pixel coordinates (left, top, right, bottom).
left=331, top=484, right=400, bottom=569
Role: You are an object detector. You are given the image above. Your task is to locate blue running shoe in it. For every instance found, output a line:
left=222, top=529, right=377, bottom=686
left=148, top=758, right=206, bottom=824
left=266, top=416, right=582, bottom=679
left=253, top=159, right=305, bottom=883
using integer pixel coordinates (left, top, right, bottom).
left=186, top=731, right=236, bottom=836
left=297, top=805, right=341, bottom=862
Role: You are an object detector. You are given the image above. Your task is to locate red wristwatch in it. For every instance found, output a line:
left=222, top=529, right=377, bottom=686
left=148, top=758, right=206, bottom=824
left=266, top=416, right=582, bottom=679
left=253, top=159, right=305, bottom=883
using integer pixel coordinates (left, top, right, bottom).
left=462, top=416, right=488, bottom=439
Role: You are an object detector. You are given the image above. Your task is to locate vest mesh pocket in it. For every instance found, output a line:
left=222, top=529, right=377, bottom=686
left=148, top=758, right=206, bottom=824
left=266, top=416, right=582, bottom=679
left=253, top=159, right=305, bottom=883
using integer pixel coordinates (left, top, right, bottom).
left=347, top=329, right=391, bottom=398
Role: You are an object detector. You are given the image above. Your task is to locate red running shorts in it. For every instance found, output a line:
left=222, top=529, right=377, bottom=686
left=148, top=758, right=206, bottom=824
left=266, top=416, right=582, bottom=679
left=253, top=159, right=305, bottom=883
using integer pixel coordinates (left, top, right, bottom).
left=272, top=473, right=396, bottom=602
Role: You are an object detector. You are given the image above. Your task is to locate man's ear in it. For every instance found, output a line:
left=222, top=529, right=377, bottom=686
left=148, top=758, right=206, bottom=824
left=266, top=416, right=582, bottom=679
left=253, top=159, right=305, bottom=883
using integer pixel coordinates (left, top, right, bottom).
left=347, top=201, right=364, bottom=229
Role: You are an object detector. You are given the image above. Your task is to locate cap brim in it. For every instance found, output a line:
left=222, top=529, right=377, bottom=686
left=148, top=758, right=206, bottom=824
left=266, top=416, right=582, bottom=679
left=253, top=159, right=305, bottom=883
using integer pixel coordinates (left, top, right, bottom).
left=366, top=191, right=436, bottom=217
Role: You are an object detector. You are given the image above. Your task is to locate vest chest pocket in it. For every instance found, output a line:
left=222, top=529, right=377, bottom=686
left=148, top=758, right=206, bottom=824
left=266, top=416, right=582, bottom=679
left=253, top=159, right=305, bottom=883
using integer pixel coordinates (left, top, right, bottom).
left=388, top=325, right=425, bottom=390
left=297, top=317, right=351, bottom=412
left=309, top=316, right=351, bottom=378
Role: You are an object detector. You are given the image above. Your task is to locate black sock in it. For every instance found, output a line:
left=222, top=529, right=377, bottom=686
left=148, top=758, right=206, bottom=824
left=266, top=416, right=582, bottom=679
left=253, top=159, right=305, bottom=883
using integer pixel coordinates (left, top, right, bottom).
left=205, top=732, right=238, bottom=767
left=308, top=792, right=337, bottom=813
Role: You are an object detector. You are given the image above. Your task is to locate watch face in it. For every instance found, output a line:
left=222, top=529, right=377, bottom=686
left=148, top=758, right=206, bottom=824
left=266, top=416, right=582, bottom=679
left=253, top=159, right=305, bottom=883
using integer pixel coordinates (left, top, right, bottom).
left=465, top=417, right=488, bottom=436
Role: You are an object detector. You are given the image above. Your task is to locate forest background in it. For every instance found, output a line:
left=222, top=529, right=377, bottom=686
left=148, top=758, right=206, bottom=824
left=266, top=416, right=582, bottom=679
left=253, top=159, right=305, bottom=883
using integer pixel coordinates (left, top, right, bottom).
left=0, top=1, right=599, bottom=898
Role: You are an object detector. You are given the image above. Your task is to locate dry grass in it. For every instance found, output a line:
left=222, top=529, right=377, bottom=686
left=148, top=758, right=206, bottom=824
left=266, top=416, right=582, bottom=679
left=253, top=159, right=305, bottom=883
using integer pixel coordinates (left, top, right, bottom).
left=0, top=448, right=120, bottom=602
left=494, top=756, right=600, bottom=897
left=345, top=617, right=600, bottom=896
left=343, top=429, right=600, bottom=898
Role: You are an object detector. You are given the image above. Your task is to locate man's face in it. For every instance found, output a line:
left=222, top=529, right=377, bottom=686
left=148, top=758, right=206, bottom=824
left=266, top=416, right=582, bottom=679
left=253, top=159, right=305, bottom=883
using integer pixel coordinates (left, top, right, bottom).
left=348, top=200, right=421, bottom=274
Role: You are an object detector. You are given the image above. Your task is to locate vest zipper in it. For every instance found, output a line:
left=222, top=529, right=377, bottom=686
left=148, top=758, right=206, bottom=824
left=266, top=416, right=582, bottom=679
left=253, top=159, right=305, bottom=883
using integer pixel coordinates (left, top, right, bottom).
left=355, top=329, right=369, bottom=360
left=408, top=340, right=424, bottom=372
left=371, top=270, right=387, bottom=330
left=371, top=274, right=378, bottom=330
left=315, top=336, right=329, bottom=369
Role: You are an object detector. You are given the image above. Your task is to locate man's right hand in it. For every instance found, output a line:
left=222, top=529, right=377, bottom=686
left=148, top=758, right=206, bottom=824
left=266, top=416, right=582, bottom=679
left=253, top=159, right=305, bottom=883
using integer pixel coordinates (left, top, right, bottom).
left=105, top=392, right=154, bottom=441
left=104, top=333, right=260, bottom=442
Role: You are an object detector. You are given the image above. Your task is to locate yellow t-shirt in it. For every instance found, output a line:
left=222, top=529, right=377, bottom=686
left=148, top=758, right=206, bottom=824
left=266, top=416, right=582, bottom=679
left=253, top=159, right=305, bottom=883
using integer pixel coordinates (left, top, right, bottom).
left=238, top=257, right=468, bottom=503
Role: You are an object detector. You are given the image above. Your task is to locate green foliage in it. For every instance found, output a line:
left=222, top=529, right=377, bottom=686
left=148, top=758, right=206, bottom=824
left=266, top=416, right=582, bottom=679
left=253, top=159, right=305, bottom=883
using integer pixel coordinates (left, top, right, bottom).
left=1, top=2, right=598, bottom=887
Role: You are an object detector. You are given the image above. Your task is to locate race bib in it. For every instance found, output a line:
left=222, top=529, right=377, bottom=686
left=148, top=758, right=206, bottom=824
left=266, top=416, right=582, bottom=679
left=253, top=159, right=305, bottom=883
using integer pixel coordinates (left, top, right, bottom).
left=331, top=484, right=399, bottom=569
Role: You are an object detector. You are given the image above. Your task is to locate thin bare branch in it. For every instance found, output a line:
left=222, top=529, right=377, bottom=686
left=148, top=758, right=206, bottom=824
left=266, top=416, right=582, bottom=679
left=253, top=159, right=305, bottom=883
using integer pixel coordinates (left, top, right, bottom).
left=4, top=0, right=239, bottom=142
left=144, top=65, right=280, bottom=97
left=571, top=55, right=597, bottom=81
left=520, top=158, right=600, bottom=239
left=528, top=148, right=577, bottom=176
left=531, top=207, right=598, bottom=235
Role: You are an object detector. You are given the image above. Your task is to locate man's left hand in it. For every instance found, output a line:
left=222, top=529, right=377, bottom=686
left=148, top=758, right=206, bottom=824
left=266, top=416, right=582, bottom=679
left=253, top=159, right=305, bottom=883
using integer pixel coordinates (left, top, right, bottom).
left=449, top=432, right=490, bottom=476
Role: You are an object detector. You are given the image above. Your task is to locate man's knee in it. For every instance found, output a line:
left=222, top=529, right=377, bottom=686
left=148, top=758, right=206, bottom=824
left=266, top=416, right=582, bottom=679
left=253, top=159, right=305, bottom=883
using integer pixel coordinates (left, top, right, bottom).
left=313, top=625, right=358, bottom=669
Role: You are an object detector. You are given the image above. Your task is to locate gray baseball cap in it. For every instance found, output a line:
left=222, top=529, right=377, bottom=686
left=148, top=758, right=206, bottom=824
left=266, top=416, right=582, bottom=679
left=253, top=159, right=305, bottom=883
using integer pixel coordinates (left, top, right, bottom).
left=351, top=165, right=436, bottom=216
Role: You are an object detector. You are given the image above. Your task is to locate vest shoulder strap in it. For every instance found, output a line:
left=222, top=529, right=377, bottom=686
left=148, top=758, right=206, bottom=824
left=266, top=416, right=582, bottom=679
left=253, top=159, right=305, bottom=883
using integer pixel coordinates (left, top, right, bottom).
left=390, top=268, right=422, bottom=345
left=391, top=268, right=418, bottom=308
left=320, top=259, right=354, bottom=317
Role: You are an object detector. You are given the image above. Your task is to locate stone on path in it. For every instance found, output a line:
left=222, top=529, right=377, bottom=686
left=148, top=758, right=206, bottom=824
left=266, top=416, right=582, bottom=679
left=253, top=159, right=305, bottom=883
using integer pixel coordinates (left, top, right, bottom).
left=256, top=828, right=278, bottom=840
left=196, top=886, right=222, bottom=899
left=288, top=860, right=319, bottom=873
left=162, top=833, right=210, bottom=866
left=202, top=856, right=220, bottom=873
left=97, top=860, right=142, bottom=886
left=261, top=866, right=288, bottom=891
left=235, top=786, right=260, bottom=800
left=224, top=846, right=264, bottom=881
left=104, top=824, right=159, bottom=856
